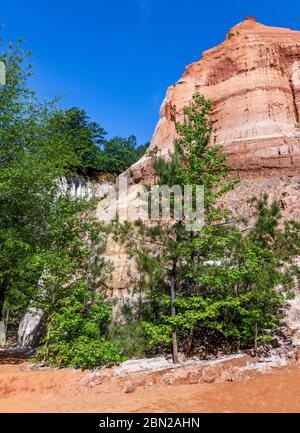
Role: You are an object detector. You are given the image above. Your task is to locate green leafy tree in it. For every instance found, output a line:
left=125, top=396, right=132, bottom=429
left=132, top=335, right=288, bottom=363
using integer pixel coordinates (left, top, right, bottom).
left=156, top=196, right=300, bottom=356
left=98, top=135, right=148, bottom=174
left=0, top=36, right=127, bottom=367
left=45, top=107, right=107, bottom=174
left=0, top=36, right=147, bottom=367
left=0, top=38, right=60, bottom=319
left=33, top=198, right=123, bottom=368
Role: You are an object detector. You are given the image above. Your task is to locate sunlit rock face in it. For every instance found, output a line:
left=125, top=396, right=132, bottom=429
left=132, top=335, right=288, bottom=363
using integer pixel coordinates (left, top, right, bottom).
left=59, top=177, right=112, bottom=200
left=123, top=18, right=300, bottom=217
left=102, top=18, right=300, bottom=296
left=151, top=18, right=300, bottom=168
left=17, top=308, right=44, bottom=349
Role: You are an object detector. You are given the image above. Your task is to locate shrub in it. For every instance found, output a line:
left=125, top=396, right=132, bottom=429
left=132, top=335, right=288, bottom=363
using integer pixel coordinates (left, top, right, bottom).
left=35, top=283, right=124, bottom=368
left=37, top=336, right=122, bottom=369
left=109, top=321, right=149, bottom=359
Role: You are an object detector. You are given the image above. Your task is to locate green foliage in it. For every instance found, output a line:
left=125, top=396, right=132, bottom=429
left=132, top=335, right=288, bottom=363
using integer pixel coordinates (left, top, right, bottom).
left=30, top=197, right=123, bottom=368
left=43, top=110, right=149, bottom=176
left=142, top=321, right=172, bottom=348
left=37, top=109, right=148, bottom=176
left=108, top=320, right=149, bottom=359
left=118, top=93, right=300, bottom=358
left=98, top=135, right=149, bottom=174
left=45, top=107, right=107, bottom=174
left=35, top=284, right=123, bottom=369
left=154, top=93, right=237, bottom=214
left=0, top=38, right=62, bottom=319
left=0, top=35, right=147, bottom=327
left=40, top=337, right=121, bottom=369
left=143, top=285, right=286, bottom=351
left=0, top=37, right=125, bottom=367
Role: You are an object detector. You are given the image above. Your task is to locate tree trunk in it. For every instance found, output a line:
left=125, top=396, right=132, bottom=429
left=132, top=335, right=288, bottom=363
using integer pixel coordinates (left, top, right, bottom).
left=0, top=284, right=6, bottom=321
left=254, top=323, right=258, bottom=357
left=186, top=326, right=195, bottom=355
left=170, top=267, right=179, bottom=364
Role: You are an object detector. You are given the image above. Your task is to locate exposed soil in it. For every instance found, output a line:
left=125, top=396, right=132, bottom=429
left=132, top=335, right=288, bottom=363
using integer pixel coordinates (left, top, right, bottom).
left=1, top=361, right=300, bottom=412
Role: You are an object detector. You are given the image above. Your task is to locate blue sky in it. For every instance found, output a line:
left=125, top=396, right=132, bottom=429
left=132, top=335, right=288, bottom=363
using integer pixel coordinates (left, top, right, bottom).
left=1, top=0, right=299, bottom=144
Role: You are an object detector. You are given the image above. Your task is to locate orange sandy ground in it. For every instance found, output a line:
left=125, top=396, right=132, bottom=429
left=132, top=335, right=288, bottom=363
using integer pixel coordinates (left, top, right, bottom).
left=1, top=362, right=300, bottom=413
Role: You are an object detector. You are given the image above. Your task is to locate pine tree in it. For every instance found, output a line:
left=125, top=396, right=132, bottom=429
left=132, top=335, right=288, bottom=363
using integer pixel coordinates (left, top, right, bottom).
left=119, top=93, right=300, bottom=360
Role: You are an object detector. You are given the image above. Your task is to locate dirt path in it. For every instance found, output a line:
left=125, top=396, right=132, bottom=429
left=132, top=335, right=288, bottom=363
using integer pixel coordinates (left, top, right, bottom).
left=1, top=363, right=300, bottom=412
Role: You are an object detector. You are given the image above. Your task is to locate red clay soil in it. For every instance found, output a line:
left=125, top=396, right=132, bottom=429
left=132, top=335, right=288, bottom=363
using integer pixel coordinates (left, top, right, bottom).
left=1, top=363, right=300, bottom=412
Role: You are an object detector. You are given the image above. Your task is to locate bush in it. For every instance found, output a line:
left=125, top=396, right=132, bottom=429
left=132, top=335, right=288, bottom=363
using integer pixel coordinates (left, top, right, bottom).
left=109, top=321, right=149, bottom=359
left=37, top=336, right=122, bottom=369
left=142, top=289, right=285, bottom=354
left=35, top=283, right=124, bottom=368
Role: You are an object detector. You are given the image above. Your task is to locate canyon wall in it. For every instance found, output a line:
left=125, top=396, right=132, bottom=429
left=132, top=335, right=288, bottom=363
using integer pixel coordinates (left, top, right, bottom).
left=101, top=17, right=300, bottom=294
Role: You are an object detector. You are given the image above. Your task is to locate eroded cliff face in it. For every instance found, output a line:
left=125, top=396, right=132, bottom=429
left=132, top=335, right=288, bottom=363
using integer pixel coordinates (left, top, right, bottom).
left=103, top=18, right=300, bottom=293
left=130, top=18, right=300, bottom=179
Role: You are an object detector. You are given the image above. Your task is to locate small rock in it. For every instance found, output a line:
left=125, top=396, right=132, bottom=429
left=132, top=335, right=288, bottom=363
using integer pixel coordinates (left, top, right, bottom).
left=177, top=352, right=187, bottom=363
left=292, top=330, right=300, bottom=346
left=203, top=375, right=215, bottom=383
left=188, top=372, right=199, bottom=384
left=124, top=384, right=135, bottom=393
left=221, top=371, right=234, bottom=382
left=24, top=363, right=36, bottom=370
left=281, top=327, right=294, bottom=337
left=295, top=348, right=300, bottom=362
left=163, top=377, right=173, bottom=385
left=202, top=368, right=217, bottom=383
left=116, top=357, right=170, bottom=374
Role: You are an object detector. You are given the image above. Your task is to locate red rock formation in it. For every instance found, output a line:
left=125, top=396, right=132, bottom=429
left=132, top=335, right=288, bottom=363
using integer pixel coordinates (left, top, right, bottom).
left=150, top=18, right=300, bottom=170
left=105, top=19, right=300, bottom=292
left=124, top=18, right=300, bottom=220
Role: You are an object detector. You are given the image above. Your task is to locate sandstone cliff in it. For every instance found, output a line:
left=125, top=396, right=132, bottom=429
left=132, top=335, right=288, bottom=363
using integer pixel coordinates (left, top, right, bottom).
left=151, top=18, right=300, bottom=168
left=103, top=17, right=300, bottom=293
left=126, top=18, right=300, bottom=214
